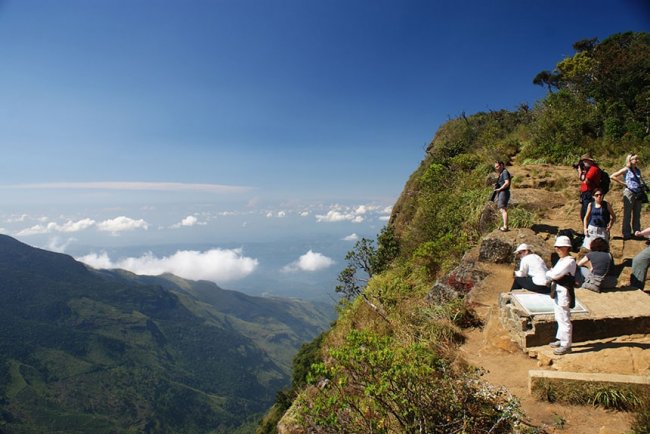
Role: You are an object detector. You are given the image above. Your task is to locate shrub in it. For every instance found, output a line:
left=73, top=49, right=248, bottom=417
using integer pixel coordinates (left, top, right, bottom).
left=301, top=330, right=524, bottom=433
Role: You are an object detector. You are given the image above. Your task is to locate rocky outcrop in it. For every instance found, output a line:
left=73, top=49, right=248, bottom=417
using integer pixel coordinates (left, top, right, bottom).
left=478, top=228, right=554, bottom=266
left=427, top=258, right=489, bottom=304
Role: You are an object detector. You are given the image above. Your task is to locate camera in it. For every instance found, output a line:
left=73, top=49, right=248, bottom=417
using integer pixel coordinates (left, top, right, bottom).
left=572, top=160, right=586, bottom=171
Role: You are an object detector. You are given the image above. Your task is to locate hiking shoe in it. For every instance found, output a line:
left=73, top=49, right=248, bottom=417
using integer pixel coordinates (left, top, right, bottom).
left=553, top=346, right=571, bottom=355
left=549, top=341, right=561, bottom=348
left=499, top=226, right=509, bottom=232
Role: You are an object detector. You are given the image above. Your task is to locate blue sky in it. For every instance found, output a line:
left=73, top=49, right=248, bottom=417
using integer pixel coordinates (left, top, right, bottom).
left=0, top=0, right=647, bottom=291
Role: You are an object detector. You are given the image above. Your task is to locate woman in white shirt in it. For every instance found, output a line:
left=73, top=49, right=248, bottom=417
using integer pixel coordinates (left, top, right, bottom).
left=546, top=236, right=577, bottom=356
left=510, top=243, right=549, bottom=293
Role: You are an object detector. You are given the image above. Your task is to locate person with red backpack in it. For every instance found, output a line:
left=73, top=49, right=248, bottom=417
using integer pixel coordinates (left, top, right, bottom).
left=576, top=153, right=601, bottom=222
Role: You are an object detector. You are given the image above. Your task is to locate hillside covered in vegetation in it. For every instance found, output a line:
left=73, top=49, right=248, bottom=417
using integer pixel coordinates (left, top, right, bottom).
left=260, top=31, right=650, bottom=434
left=0, top=235, right=332, bottom=434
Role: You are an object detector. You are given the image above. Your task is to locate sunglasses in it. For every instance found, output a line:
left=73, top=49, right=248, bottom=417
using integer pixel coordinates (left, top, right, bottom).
left=594, top=193, right=602, bottom=197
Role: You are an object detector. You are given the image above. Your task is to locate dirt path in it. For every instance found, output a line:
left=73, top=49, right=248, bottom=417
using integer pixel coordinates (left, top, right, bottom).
left=458, top=164, right=649, bottom=433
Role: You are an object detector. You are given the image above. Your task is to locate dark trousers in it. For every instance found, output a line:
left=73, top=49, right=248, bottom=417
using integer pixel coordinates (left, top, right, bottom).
left=580, top=191, right=593, bottom=222
left=511, top=276, right=550, bottom=294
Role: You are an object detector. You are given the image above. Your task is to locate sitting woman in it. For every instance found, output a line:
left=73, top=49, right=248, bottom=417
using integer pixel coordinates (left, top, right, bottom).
left=510, top=243, right=549, bottom=293
left=576, top=237, right=617, bottom=293
left=583, top=188, right=616, bottom=249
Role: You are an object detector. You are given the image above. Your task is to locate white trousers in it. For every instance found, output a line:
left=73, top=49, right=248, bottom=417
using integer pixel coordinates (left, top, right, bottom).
left=553, top=286, right=572, bottom=348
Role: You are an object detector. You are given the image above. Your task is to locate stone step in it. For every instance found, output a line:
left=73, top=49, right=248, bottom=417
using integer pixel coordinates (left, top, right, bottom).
left=529, top=369, right=650, bottom=400
left=499, top=288, right=650, bottom=350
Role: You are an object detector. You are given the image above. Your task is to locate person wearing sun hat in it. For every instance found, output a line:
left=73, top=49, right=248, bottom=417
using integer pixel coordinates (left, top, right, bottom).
left=577, top=153, right=601, bottom=223
left=510, top=243, right=549, bottom=293
left=546, top=235, right=577, bottom=355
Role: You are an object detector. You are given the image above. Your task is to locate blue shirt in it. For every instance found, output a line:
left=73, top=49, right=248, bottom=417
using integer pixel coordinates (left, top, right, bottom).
left=625, top=167, right=643, bottom=193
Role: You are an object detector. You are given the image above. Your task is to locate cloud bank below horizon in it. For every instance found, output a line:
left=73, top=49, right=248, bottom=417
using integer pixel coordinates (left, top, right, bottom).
left=77, top=248, right=259, bottom=283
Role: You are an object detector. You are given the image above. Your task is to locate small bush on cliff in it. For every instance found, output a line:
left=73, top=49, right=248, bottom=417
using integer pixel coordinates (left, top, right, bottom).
left=300, top=330, right=524, bottom=433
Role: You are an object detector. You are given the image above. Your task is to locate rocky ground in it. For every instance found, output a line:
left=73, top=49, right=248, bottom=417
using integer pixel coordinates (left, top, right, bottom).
left=459, top=163, right=650, bottom=433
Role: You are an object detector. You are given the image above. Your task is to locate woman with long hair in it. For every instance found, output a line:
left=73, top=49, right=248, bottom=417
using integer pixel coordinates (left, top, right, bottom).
left=611, top=153, right=646, bottom=240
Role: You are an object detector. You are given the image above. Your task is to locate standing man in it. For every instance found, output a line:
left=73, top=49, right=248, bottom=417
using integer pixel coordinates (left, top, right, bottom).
left=631, top=227, right=650, bottom=290
left=577, top=153, right=601, bottom=222
left=494, top=161, right=511, bottom=232
left=547, top=236, right=577, bottom=355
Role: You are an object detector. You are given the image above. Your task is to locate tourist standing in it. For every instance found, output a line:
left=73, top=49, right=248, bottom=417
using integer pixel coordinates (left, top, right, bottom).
left=611, top=153, right=647, bottom=240
left=547, top=236, right=577, bottom=355
left=494, top=161, right=511, bottom=232
left=582, top=188, right=615, bottom=248
left=577, top=154, right=601, bottom=223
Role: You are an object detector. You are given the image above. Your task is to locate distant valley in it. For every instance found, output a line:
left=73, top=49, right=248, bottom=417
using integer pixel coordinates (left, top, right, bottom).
left=0, top=235, right=333, bottom=433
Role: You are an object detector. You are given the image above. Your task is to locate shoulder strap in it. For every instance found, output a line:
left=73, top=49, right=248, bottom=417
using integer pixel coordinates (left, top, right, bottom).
left=632, top=168, right=646, bottom=186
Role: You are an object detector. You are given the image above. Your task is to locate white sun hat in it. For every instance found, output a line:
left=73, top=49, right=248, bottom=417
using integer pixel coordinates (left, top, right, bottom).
left=514, top=243, right=530, bottom=253
left=554, top=236, right=572, bottom=248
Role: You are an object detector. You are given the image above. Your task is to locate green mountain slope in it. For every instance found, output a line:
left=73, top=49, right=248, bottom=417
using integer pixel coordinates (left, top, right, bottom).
left=0, top=235, right=332, bottom=433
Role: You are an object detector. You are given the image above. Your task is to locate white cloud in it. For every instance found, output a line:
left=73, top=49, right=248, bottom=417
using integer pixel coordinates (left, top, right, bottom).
left=300, top=211, right=310, bottom=217
left=181, top=215, right=198, bottom=226
left=315, top=210, right=365, bottom=223
left=282, top=250, right=335, bottom=273
left=314, top=203, right=392, bottom=224
left=343, top=233, right=359, bottom=241
left=60, top=218, right=96, bottom=232
left=46, top=237, right=75, bottom=253
left=265, top=210, right=287, bottom=218
left=6, top=214, right=29, bottom=223
left=77, top=248, right=258, bottom=283
left=355, top=205, right=370, bottom=215
left=171, top=215, right=205, bottom=229
left=97, top=216, right=149, bottom=234
left=16, top=223, right=51, bottom=236
left=76, top=252, right=114, bottom=269
left=16, top=218, right=96, bottom=236
left=379, top=215, right=390, bottom=221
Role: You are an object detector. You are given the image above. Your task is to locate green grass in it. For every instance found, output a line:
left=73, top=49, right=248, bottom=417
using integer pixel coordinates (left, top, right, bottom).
left=532, top=378, right=646, bottom=411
